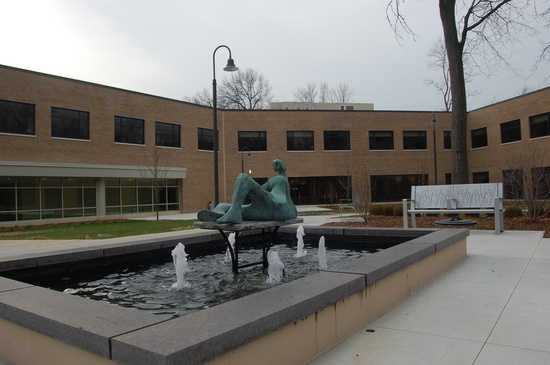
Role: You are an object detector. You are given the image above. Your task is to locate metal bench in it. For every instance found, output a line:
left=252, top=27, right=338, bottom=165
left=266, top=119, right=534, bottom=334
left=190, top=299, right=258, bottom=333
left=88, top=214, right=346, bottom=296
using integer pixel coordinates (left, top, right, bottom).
left=403, top=183, right=504, bottom=234
left=193, top=218, right=303, bottom=273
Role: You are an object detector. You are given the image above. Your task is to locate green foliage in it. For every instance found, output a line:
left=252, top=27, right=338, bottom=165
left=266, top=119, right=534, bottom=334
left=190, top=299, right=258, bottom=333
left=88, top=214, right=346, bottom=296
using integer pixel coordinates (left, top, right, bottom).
left=504, top=206, right=524, bottom=218
left=0, top=220, right=196, bottom=240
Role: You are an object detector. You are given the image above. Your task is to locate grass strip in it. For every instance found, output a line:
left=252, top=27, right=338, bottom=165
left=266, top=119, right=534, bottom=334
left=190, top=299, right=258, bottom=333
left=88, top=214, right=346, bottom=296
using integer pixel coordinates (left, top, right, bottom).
left=0, top=220, right=196, bottom=240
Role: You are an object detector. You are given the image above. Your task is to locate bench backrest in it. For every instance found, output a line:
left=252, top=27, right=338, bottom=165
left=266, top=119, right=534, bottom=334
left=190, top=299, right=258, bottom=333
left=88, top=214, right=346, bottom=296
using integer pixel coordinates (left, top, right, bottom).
left=411, top=183, right=503, bottom=209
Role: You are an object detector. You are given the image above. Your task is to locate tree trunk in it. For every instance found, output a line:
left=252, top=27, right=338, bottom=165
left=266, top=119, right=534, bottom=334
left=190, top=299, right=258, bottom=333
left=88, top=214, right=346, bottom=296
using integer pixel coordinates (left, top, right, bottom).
left=439, top=0, right=469, bottom=184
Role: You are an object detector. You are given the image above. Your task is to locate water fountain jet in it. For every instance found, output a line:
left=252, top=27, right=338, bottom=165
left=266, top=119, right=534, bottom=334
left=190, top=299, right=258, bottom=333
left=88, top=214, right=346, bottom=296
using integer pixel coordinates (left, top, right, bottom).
left=318, top=236, right=328, bottom=270
left=171, top=243, right=190, bottom=290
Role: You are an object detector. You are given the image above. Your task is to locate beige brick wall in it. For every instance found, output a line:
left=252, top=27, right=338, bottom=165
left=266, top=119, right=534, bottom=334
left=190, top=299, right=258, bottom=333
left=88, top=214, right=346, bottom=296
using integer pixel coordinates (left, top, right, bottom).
left=1, top=65, right=548, bottom=214
left=467, top=88, right=550, bottom=181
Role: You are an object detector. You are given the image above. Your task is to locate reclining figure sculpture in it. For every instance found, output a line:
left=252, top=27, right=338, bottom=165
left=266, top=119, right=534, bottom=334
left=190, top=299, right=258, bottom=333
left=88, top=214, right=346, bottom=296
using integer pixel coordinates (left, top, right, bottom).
left=198, top=159, right=298, bottom=224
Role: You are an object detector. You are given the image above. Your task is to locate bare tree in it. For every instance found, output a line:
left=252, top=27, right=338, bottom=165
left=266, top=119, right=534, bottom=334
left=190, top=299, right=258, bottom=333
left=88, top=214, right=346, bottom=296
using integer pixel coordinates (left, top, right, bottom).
left=352, top=158, right=372, bottom=223
left=218, top=68, right=274, bottom=109
left=141, top=138, right=169, bottom=221
left=184, top=88, right=212, bottom=107
left=503, top=147, right=550, bottom=222
left=294, top=83, right=318, bottom=102
left=330, top=82, right=355, bottom=103
left=184, top=68, right=273, bottom=109
left=293, top=82, right=355, bottom=103
left=425, top=39, right=453, bottom=112
left=338, top=158, right=353, bottom=200
left=387, top=0, right=546, bottom=184
left=324, top=182, right=339, bottom=205
left=424, top=38, right=480, bottom=111
left=319, top=82, right=331, bottom=102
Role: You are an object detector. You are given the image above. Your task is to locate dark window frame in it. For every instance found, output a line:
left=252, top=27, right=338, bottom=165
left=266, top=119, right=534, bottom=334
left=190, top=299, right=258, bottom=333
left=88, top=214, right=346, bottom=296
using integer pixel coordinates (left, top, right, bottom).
left=198, top=127, right=214, bottom=151
left=473, top=171, right=490, bottom=183
left=369, top=131, right=394, bottom=150
left=471, top=127, right=488, bottom=149
left=529, top=112, right=550, bottom=139
left=114, top=116, right=144, bottom=145
left=403, top=130, right=427, bottom=150
left=51, top=107, right=90, bottom=140
left=444, top=130, right=451, bottom=150
left=323, top=130, right=350, bottom=151
left=155, top=121, right=181, bottom=148
left=0, top=99, right=35, bottom=136
left=500, top=119, right=521, bottom=144
left=287, top=130, right=314, bottom=151
left=238, top=131, right=267, bottom=152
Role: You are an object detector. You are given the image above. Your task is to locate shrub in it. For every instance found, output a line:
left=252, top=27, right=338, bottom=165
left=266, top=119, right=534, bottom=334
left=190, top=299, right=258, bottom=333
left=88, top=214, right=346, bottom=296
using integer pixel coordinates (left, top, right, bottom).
left=370, top=205, right=385, bottom=215
left=393, top=205, right=403, bottom=216
left=383, top=206, right=394, bottom=216
left=505, top=206, right=524, bottom=218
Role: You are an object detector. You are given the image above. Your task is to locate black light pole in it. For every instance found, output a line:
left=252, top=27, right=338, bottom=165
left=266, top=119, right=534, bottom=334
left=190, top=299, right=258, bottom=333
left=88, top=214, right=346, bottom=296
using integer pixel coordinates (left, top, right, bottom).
left=241, top=147, right=251, bottom=173
left=212, top=45, right=238, bottom=206
left=431, top=112, right=438, bottom=185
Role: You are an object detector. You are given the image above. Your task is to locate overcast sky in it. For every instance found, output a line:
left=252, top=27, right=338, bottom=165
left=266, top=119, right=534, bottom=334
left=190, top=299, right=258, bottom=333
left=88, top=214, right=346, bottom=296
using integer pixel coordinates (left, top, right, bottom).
left=2, top=0, right=549, bottom=111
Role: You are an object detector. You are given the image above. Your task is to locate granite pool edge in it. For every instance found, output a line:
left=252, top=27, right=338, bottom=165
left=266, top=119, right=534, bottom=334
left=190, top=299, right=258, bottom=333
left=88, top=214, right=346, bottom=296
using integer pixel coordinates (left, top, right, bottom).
left=0, top=227, right=468, bottom=365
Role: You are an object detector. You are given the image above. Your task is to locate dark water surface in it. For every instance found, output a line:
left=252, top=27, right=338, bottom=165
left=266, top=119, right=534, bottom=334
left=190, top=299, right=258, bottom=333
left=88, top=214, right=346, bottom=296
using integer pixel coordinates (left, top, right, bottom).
left=6, top=233, right=405, bottom=318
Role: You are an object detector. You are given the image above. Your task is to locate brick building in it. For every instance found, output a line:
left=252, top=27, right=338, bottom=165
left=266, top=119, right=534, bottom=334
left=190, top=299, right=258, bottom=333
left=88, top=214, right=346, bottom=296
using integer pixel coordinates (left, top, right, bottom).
left=1, top=64, right=549, bottom=224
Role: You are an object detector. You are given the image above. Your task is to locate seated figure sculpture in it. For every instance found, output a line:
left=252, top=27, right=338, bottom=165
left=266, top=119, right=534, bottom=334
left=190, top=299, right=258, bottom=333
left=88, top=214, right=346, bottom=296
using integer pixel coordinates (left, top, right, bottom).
left=198, top=159, right=298, bottom=224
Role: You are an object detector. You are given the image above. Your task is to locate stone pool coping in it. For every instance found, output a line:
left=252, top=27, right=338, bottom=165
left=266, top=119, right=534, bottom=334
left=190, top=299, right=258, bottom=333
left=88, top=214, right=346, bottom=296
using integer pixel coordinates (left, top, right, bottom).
left=0, top=226, right=468, bottom=365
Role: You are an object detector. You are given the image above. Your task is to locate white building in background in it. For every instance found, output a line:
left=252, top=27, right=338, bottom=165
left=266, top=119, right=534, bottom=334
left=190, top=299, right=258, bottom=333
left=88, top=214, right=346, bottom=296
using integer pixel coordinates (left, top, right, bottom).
left=268, top=102, right=374, bottom=111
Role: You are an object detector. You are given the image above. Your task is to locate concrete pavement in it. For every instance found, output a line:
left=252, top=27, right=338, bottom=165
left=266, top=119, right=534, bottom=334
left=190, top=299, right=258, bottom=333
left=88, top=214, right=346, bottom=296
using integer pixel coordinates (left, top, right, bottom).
left=1, top=209, right=548, bottom=364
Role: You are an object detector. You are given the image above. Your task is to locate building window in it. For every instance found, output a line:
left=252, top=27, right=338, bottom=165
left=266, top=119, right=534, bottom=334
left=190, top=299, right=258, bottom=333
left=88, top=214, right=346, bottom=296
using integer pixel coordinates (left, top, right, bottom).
left=51, top=107, right=90, bottom=140
left=500, top=119, right=521, bottom=144
left=473, top=171, right=489, bottom=183
left=371, top=174, right=427, bottom=202
left=238, top=131, right=267, bottom=151
left=0, top=177, right=96, bottom=222
left=444, top=131, right=451, bottom=150
left=369, top=131, right=394, bottom=150
left=471, top=127, right=488, bottom=148
left=502, top=169, right=523, bottom=199
left=324, top=130, right=350, bottom=151
left=198, top=127, right=214, bottom=151
left=115, top=116, right=144, bottom=144
left=155, top=122, right=180, bottom=148
left=105, top=178, right=179, bottom=214
left=287, top=131, right=314, bottom=151
left=340, top=105, right=355, bottom=111
left=529, top=112, right=550, bottom=139
left=403, top=131, right=427, bottom=150
left=0, top=99, right=35, bottom=136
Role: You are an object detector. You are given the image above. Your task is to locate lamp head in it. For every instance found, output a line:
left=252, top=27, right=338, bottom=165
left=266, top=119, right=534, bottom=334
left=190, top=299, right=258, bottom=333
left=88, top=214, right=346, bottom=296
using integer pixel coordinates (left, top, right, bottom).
left=431, top=112, right=437, bottom=126
left=223, top=58, right=239, bottom=72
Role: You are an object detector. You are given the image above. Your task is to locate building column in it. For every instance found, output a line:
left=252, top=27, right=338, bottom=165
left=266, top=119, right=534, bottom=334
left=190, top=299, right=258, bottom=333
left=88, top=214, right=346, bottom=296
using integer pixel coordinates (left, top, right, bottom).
left=96, top=178, right=106, bottom=217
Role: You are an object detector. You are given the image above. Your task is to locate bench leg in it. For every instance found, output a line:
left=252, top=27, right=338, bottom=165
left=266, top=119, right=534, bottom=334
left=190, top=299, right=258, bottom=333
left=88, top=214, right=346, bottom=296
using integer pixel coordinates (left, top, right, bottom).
left=411, top=213, right=417, bottom=228
left=402, top=199, right=408, bottom=228
left=494, top=198, right=504, bottom=234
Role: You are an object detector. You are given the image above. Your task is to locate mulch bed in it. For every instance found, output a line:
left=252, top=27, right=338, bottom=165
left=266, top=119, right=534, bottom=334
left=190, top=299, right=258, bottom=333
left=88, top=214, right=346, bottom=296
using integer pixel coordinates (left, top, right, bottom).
left=324, top=215, right=550, bottom=238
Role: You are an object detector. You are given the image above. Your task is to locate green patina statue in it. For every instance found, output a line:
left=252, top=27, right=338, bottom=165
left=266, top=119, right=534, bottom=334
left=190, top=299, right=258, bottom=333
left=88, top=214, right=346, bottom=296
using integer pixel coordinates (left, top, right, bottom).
left=198, top=159, right=298, bottom=224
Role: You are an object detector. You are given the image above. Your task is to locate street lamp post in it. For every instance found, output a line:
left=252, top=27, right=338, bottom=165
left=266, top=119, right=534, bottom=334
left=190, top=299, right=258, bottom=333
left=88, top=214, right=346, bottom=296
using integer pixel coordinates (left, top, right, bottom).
left=212, top=45, right=238, bottom=206
left=241, top=146, right=251, bottom=174
left=431, top=112, right=438, bottom=185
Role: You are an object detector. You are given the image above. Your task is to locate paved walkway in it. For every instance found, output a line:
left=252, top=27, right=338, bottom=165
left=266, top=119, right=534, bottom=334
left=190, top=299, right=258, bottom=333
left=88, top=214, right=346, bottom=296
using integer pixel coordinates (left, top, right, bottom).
left=1, top=211, right=548, bottom=364
left=0, top=208, right=358, bottom=259
left=308, top=230, right=550, bottom=365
